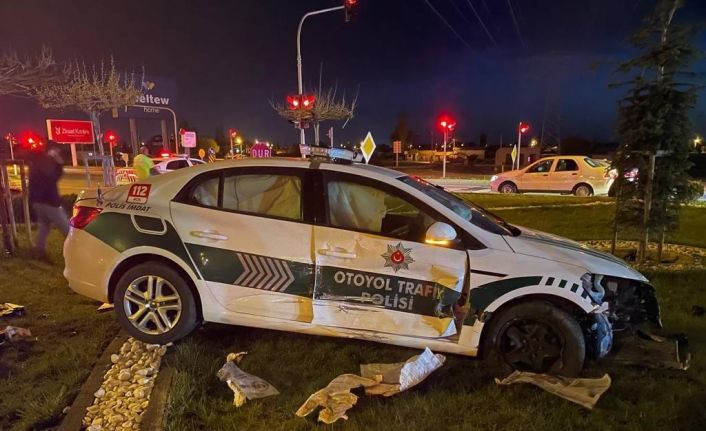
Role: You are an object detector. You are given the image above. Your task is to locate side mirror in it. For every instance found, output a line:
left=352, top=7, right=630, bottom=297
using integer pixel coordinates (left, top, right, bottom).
left=425, top=221, right=457, bottom=246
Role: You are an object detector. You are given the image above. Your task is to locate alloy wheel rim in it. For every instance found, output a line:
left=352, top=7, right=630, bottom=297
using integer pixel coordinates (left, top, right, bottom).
left=576, top=186, right=589, bottom=196
left=501, top=184, right=514, bottom=193
left=123, top=275, right=182, bottom=335
left=499, top=318, right=564, bottom=373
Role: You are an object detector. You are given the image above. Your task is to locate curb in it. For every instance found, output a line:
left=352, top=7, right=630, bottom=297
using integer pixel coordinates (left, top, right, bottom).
left=140, top=366, right=174, bottom=431
left=59, top=331, right=129, bottom=431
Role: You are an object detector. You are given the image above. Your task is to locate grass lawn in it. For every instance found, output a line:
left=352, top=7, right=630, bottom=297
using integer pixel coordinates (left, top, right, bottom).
left=163, top=196, right=706, bottom=430
left=0, top=232, right=119, bottom=430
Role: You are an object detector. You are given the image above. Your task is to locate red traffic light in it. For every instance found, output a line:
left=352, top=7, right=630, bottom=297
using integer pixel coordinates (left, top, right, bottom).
left=105, top=131, right=117, bottom=142
left=229, top=128, right=237, bottom=138
left=438, top=116, right=456, bottom=132
left=344, top=0, right=357, bottom=22
left=519, top=122, right=530, bottom=134
left=19, top=131, right=45, bottom=152
left=286, top=94, right=315, bottom=110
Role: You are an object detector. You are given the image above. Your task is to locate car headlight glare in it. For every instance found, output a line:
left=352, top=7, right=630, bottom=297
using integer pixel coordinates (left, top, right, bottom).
left=490, top=175, right=498, bottom=182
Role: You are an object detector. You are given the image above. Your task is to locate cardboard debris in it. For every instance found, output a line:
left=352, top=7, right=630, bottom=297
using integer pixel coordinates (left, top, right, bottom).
left=296, top=348, right=446, bottom=424
left=296, top=374, right=379, bottom=424
left=1, top=326, right=33, bottom=343
left=0, top=303, right=24, bottom=318
left=495, top=371, right=611, bottom=410
left=216, top=352, right=279, bottom=407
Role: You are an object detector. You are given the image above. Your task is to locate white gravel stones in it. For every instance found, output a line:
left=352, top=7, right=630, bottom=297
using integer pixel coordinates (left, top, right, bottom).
left=82, top=337, right=168, bottom=431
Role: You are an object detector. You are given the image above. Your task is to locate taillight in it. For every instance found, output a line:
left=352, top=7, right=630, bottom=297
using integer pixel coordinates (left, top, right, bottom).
left=70, top=206, right=102, bottom=229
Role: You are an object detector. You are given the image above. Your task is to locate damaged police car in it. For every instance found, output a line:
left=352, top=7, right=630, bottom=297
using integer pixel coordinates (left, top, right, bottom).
left=64, top=152, right=661, bottom=376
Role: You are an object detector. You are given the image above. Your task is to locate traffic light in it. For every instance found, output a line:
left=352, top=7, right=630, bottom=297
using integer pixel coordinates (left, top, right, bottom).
left=519, top=122, right=530, bottom=134
left=438, top=116, right=456, bottom=132
left=286, top=94, right=316, bottom=110
left=344, top=0, right=358, bottom=22
left=229, top=128, right=237, bottom=139
left=104, top=130, right=118, bottom=145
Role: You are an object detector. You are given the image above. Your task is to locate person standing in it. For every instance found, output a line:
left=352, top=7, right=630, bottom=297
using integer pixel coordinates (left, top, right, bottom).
left=133, top=146, right=156, bottom=180
left=28, top=143, right=69, bottom=259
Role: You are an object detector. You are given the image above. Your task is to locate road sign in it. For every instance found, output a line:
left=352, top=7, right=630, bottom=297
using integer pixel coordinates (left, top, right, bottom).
left=511, top=145, right=517, bottom=164
left=181, top=131, right=196, bottom=148
left=198, top=148, right=206, bottom=159
left=360, top=132, right=376, bottom=164
left=250, top=143, right=272, bottom=158
left=392, top=140, right=402, bottom=154
left=46, top=119, right=95, bottom=143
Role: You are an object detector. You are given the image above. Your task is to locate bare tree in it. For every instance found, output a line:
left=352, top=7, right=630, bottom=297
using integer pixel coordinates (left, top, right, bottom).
left=0, top=47, right=63, bottom=96
left=272, top=85, right=357, bottom=146
left=32, top=59, right=143, bottom=185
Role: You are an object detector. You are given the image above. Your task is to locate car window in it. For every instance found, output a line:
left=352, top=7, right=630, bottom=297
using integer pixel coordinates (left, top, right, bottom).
left=166, top=159, right=189, bottom=170
left=327, top=180, right=436, bottom=242
left=556, top=159, right=579, bottom=172
left=399, top=176, right=516, bottom=236
left=190, top=159, right=205, bottom=165
left=526, top=159, right=553, bottom=173
left=190, top=176, right=220, bottom=208
left=222, top=174, right=302, bottom=221
left=584, top=157, right=607, bottom=168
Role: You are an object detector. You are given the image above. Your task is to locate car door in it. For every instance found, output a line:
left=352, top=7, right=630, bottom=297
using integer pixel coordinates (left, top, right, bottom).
left=170, top=167, right=315, bottom=323
left=517, top=158, right=555, bottom=191
left=549, top=158, right=580, bottom=192
left=311, top=171, right=468, bottom=339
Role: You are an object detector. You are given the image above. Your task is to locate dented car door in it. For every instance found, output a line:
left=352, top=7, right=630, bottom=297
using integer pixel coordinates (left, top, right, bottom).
left=312, top=172, right=468, bottom=338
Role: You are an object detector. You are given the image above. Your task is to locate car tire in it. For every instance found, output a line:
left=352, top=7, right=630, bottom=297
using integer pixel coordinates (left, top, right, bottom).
left=499, top=182, right=518, bottom=194
left=573, top=183, right=593, bottom=197
left=114, top=262, right=199, bottom=344
left=482, top=300, right=585, bottom=377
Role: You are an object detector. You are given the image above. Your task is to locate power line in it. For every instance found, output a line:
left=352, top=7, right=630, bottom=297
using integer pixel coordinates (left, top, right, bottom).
left=423, top=0, right=474, bottom=50
left=506, top=0, right=526, bottom=49
left=463, top=0, right=497, bottom=46
left=447, top=0, right=474, bottom=26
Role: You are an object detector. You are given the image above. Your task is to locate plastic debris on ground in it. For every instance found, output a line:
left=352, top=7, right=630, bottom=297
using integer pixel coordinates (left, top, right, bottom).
left=216, top=351, right=279, bottom=407
left=613, top=329, right=690, bottom=370
left=1, top=326, right=33, bottom=343
left=296, top=348, right=446, bottom=424
left=97, top=303, right=115, bottom=312
left=495, top=371, right=611, bottom=410
left=0, top=303, right=24, bottom=317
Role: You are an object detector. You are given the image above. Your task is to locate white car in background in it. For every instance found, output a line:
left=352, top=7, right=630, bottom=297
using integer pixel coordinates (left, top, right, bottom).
left=153, top=156, right=206, bottom=174
left=64, top=155, right=660, bottom=376
left=490, top=156, right=614, bottom=196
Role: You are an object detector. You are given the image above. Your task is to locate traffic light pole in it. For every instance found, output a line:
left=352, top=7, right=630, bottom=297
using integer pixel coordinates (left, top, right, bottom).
left=296, top=5, right=345, bottom=148
left=442, top=130, right=447, bottom=179
left=516, top=122, right=522, bottom=170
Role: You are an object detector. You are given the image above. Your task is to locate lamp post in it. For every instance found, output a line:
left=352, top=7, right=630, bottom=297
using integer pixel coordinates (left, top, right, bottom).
left=296, top=3, right=354, bottom=147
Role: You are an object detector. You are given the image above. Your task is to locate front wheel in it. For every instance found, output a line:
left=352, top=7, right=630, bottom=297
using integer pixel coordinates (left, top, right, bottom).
left=114, top=262, right=199, bottom=344
left=482, top=301, right=585, bottom=376
left=499, top=182, right=518, bottom=194
left=573, top=184, right=593, bottom=197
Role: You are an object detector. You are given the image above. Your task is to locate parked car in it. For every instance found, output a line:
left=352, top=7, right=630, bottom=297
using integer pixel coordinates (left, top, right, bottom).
left=153, top=156, right=206, bottom=174
left=64, top=156, right=660, bottom=376
left=490, top=156, right=615, bottom=196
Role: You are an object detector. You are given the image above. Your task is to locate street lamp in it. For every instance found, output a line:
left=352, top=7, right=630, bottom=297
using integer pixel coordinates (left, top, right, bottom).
left=694, top=135, right=702, bottom=149
left=516, top=122, right=530, bottom=170
left=295, top=1, right=356, bottom=147
left=438, top=116, right=456, bottom=179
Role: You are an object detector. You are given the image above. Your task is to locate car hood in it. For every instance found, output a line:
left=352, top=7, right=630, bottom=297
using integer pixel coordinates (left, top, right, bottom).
left=495, top=169, right=522, bottom=180
left=504, top=226, right=648, bottom=282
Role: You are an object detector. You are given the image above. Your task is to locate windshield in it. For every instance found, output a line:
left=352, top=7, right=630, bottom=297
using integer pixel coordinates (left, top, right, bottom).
left=398, top=176, right=518, bottom=236
left=584, top=157, right=608, bottom=168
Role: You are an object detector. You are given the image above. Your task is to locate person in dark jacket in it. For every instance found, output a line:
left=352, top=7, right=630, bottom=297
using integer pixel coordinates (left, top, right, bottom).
left=29, top=143, right=68, bottom=258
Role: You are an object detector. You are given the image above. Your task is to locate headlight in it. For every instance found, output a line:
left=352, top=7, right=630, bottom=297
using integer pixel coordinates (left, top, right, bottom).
left=490, top=175, right=498, bottom=182
left=581, top=273, right=606, bottom=303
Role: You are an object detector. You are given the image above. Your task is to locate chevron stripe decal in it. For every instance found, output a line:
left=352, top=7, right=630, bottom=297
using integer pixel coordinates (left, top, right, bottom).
left=234, top=253, right=295, bottom=292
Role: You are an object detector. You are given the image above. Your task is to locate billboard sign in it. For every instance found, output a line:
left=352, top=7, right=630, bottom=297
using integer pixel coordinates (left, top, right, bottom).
left=122, top=75, right=178, bottom=118
left=46, top=119, right=95, bottom=144
left=181, top=131, right=197, bottom=148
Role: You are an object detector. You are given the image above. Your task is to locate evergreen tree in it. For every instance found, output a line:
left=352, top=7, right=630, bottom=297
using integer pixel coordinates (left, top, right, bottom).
left=612, top=0, right=702, bottom=262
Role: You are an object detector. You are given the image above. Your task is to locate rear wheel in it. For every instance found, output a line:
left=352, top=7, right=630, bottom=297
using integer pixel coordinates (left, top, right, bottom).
left=573, top=183, right=593, bottom=197
left=499, top=182, right=518, bottom=194
left=114, top=262, right=199, bottom=344
left=483, top=301, right=585, bottom=376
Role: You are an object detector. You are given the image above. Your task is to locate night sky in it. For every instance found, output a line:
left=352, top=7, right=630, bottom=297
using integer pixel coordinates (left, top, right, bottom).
left=1, top=0, right=705, bottom=147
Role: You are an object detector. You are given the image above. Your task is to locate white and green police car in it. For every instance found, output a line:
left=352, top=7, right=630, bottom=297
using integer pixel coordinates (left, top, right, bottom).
left=64, top=153, right=660, bottom=376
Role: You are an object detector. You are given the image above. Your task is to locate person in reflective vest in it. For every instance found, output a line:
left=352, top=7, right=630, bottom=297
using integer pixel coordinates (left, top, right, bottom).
left=133, top=146, right=156, bottom=180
